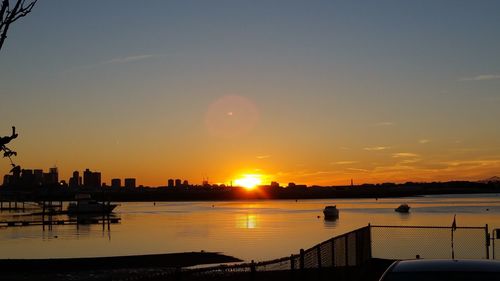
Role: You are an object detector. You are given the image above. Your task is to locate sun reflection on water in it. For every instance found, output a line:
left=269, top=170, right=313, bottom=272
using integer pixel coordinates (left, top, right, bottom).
left=237, top=214, right=258, bottom=229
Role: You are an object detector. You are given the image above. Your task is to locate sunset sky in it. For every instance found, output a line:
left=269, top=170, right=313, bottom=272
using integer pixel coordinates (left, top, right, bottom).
left=1, top=1, right=500, bottom=187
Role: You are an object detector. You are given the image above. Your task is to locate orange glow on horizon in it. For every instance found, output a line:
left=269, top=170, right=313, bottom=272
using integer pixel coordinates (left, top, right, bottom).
left=234, top=174, right=263, bottom=190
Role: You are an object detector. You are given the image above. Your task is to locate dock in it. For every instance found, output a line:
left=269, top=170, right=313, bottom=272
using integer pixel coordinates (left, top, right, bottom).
left=0, top=217, right=121, bottom=227
left=0, top=200, right=63, bottom=211
left=0, top=200, right=28, bottom=211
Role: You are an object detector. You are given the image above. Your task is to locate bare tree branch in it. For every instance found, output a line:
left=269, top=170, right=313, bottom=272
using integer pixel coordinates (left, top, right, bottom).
left=0, top=0, right=37, bottom=51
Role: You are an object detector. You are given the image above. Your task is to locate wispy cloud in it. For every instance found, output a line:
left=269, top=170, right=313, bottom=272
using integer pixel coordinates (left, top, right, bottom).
left=364, top=146, right=390, bottom=151
left=103, top=54, right=155, bottom=64
left=459, top=74, right=500, bottom=81
left=400, top=158, right=421, bottom=164
left=419, top=139, right=430, bottom=144
left=256, top=155, right=271, bottom=159
left=374, top=122, right=394, bottom=126
left=331, top=161, right=358, bottom=165
left=393, top=152, right=419, bottom=158
left=64, top=54, right=160, bottom=73
left=297, top=170, right=336, bottom=177
left=347, top=168, right=370, bottom=172
left=441, top=159, right=500, bottom=167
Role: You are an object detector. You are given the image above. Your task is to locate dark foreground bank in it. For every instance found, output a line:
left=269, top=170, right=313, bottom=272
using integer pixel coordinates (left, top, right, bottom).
left=0, top=252, right=241, bottom=281
left=0, top=257, right=393, bottom=281
left=179, top=258, right=394, bottom=281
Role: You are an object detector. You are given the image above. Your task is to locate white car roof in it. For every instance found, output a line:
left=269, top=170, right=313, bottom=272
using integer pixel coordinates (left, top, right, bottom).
left=392, top=259, right=500, bottom=273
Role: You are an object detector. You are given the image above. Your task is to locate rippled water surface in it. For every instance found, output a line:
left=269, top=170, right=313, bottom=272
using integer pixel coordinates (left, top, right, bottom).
left=1, top=194, right=500, bottom=261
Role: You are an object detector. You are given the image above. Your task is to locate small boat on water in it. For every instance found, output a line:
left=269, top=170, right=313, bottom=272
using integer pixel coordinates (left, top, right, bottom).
left=395, top=203, right=410, bottom=213
left=323, top=205, right=339, bottom=219
left=67, top=194, right=117, bottom=214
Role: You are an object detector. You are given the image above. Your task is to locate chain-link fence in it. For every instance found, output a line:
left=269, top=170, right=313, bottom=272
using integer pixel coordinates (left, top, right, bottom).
left=296, top=226, right=371, bottom=269
left=371, top=225, right=489, bottom=260
left=174, top=225, right=372, bottom=280
left=117, top=224, right=495, bottom=280
left=175, top=224, right=489, bottom=280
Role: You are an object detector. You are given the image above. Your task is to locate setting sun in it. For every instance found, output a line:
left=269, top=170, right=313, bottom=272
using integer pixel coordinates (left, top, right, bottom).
left=234, top=174, right=263, bottom=190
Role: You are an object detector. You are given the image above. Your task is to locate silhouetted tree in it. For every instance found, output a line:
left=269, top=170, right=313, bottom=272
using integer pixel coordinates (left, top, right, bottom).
left=0, top=0, right=37, bottom=51
left=1, top=126, right=18, bottom=168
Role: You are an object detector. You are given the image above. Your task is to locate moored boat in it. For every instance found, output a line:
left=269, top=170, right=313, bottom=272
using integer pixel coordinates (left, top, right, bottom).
left=323, top=205, right=339, bottom=219
left=67, top=194, right=117, bottom=214
left=395, top=203, right=410, bottom=213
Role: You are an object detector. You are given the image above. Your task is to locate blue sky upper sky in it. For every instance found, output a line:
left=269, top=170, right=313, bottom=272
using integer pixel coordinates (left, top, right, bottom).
left=1, top=1, right=500, bottom=186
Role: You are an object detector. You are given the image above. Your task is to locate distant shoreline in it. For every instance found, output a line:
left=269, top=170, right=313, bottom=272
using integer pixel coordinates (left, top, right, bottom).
left=2, top=181, right=499, bottom=202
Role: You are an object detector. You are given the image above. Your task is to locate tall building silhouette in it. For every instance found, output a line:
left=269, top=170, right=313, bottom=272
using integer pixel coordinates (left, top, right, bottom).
left=43, top=167, right=58, bottom=185
left=33, top=169, right=43, bottom=186
left=111, top=178, right=121, bottom=188
left=69, top=171, right=80, bottom=188
left=175, top=179, right=182, bottom=187
left=83, top=169, right=101, bottom=188
left=124, top=178, right=136, bottom=188
left=2, top=167, right=59, bottom=187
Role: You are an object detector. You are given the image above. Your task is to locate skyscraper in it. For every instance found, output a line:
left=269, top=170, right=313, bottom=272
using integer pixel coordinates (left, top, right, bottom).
left=83, top=169, right=101, bottom=188
left=124, top=178, right=136, bottom=189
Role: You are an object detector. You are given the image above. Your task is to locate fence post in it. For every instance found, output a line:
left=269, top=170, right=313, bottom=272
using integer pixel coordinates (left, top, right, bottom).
left=493, top=230, right=496, bottom=260
left=486, top=224, right=490, bottom=259
left=368, top=224, right=372, bottom=259
left=290, top=254, right=295, bottom=271
left=300, top=249, right=305, bottom=270
left=317, top=245, right=322, bottom=268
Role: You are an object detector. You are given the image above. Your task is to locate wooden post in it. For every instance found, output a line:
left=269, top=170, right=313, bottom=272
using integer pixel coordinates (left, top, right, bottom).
left=42, top=201, right=46, bottom=231
left=102, top=213, right=105, bottom=232
left=290, top=254, right=295, bottom=271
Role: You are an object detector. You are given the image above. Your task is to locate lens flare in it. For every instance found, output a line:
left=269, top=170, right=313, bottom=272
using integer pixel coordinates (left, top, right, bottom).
left=205, top=95, right=260, bottom=138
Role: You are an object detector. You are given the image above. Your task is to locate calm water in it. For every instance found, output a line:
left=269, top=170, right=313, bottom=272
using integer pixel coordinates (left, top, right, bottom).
left=1, top=194, right=500, bottom=261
